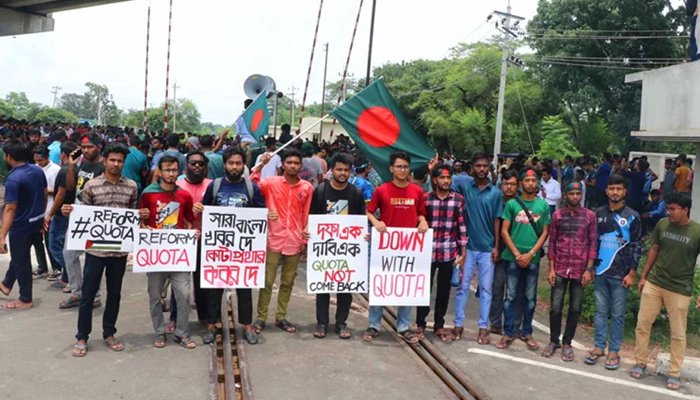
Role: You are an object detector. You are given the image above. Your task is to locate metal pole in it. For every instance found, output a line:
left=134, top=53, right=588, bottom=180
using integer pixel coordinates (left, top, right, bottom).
left=365, top=0, right=376, bottom=86
left=172, top=80, right=180, bottom=132
left=493, top=0, right=511, bottom=165
left=272, top=95, right=279, bottom=137
left=320, top=42, right=329, bottom=140
left=143, top=0, right=151, bottom=131
left=163, top=0, right=173, bottom=134
left=297, top=0, right=324, bottom=133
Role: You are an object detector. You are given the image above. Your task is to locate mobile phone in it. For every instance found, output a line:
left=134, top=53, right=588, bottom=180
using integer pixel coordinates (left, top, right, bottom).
left=72, top=149, right=82, bottom=160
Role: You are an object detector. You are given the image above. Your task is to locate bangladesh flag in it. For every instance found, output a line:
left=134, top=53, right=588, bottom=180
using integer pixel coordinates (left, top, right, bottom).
left=330, top=80, right=434, bottom=182
left=236, top=91, right=269, bottom=142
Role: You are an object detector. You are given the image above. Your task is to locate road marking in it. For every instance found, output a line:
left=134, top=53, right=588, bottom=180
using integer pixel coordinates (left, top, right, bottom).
left=469, top=283, right=587, bottom=350
left=468, top=348, right=700, bottom=400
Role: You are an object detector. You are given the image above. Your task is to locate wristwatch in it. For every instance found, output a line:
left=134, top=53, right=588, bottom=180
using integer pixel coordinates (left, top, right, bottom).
left=586, top=266, right=595, bottom=272
left=529, top=251, right=536, bottom=257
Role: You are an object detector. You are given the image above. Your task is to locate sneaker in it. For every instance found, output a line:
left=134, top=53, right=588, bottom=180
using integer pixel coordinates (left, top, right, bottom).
left=32, top=270, right=48, bottom=280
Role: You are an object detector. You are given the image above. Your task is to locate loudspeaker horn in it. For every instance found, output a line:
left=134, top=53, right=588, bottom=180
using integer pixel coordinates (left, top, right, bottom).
left=244, top=74, right=276, bottom=99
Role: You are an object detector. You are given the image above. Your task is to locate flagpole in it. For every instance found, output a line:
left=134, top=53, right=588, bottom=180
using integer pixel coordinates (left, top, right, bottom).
left=225, top=90, right=268, bottom=134
left=252, top=114, right=332, bottom=170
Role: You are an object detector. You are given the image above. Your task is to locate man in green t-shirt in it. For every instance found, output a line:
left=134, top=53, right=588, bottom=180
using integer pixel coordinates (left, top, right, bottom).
left=496, top=168, right=550, bottom=351
left=631, top=191, right=700, bottom=391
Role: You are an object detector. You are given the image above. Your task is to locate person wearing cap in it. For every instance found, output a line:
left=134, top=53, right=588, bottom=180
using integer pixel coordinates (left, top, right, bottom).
left=186, top=136, right=199, bottom=152
left=542, top=181, right=597, bottom=361
left=254, top=137, right=282, bottom=180
left=497, top=167, right=550, bottom=351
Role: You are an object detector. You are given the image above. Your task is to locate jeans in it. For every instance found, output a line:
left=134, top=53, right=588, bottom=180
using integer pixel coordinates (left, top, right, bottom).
left=48, top=215, right=67, bottom=271
left=256, top=251, right=300, bottom=322
left=31, top=230, right=48, bottom=273
left=369, top=305, right=412, bottom=332
left=416, top=260, right=453, bottom=330
left=490, top=259, right=524, bottom=332
left=503, top=261, right=539, bottom=338
left=316, top=293, right=352, bottom=327
left=2, top=228, right=37, bottom=303
left=454, top=251, right=495, bottom=329
left=550, top=276, right=583, bottom=346
left=193, top=247, right=207, bottom=322
left=147, top=271, right=191, bottom=337
left=594, top=274, right=628, bottom=353
left=76, top=254, right=127, bottom=342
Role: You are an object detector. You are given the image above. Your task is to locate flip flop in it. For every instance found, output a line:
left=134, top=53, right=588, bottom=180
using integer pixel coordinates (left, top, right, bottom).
left=667, top=377, right=682, bottom=391
left=605, top=355, right=620, bottom=370
left=1, top=300, right=32, bottom=310
left=275, top=319, right=296, bottom=333
left=561, top=347, right=575, bottom=362
left=362, top=327, right=379, bottom=342
left=104, top=338, right=125, bottom=352
left=59, top=296, right=80, bottom=309
left=584, top=349, right=605, bottom=365
left=630, top=365, right=646, bottom=379
left=542, top=343, right=561, bottom=358
left=72, top=343, right=88, bottom=358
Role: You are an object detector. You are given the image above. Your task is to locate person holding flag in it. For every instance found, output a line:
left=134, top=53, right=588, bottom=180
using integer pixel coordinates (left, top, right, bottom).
left=236, top=95, right=270, bottom=144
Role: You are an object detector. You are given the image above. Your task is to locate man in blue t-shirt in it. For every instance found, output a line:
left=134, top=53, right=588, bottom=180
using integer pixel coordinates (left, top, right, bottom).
left=0, top=140, right=48, bottom=309
left=595, top=153, right=613, bottom=207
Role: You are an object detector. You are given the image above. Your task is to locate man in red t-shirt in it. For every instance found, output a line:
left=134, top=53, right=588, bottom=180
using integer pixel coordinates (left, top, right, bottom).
left=139, top=155, right=197, bottom=349
left=363, top=151, right=429, bottom=344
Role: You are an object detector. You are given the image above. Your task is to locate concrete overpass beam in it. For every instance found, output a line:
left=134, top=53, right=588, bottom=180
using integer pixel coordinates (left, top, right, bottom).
left=0, top=7, right=54, bottom=36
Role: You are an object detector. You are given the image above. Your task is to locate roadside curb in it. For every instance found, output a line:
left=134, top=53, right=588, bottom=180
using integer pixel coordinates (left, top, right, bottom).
left=656, top=354, right=700, bottom=382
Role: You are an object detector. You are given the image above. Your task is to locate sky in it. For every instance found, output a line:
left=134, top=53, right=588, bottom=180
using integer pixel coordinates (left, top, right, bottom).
left=0, top=0, right=540, bottom=124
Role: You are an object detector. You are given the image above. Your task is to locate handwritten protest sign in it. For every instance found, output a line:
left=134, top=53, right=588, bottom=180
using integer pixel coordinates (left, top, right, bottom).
left=200, top=207, right=268, bottom=289
left=306, top=215, right=368, bottom=294
left=133, top=229, right=198, bottom=273
left=66, top=205, right=140, bottom=252
left=369, top=228, right=433, bottom=306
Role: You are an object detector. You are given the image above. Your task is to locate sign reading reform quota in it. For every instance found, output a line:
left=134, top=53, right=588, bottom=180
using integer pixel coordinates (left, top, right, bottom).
left=133, top=229, right=198, bottom=273
left=66, top=205, right=140, bottom=252
left=306, top=215, right=368, bottom=294
left=369, top=227, right=433, bottom=306
left=200, top=207, right=268, bottom=289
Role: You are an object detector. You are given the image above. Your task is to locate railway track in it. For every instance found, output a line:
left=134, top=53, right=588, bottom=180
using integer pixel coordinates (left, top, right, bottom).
left=213, top=289, right=489, bottom=400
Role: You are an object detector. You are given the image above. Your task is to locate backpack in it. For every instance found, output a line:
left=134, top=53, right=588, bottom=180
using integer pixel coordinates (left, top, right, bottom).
left=211, top=177, right=254, bottom=204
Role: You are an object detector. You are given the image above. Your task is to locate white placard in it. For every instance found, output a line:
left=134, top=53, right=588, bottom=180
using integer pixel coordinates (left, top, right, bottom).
left=306, top=215, right=368, bottom=294
left=66, top=205, right=140, bottom=252
left=369, top=227, right=433, bottom=306
left=133, top=229, right=198, bottom=273
left=200, top=207, right=269, bottom=288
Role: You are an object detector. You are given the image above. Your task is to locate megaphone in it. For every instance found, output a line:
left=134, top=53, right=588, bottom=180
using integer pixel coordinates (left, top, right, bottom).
left=244, top=74, right=276, bottom=99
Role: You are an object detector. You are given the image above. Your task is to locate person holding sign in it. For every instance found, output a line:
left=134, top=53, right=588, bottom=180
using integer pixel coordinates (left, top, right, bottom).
left=62, top=142, right=148, bottom=358
left=415, top=164, right=466, bottom=342
left=139, top=155, right=197, bottom=349
left=252, top=149, right=313, bottom=335
left=496, top=168, right=550, bottom=351
left=306, top=152, right=366, bottom=340
left=363, top=151, right=428, bottom=344
left=198, top=146, right=265, bottom=345
left=0, top=140, right=47, bottom=310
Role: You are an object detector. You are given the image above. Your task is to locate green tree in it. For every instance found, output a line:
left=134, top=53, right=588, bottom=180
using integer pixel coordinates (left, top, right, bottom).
left=4, top=92, right=43, bottom=121
left=34, top=108, right=79, bottom=125
left=0, top=99, right=14, bottom=118
left=536, top=116, right=582, bottom=159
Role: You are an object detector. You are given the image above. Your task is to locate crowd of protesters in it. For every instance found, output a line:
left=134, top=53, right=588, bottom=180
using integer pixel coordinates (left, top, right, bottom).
left=0, top=116, right=699, bottom=391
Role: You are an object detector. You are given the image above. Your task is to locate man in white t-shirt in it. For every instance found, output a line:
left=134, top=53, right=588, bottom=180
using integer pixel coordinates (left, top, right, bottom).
left=538, top=168, right=562, bottom=216
left=255, top=137, right=282, bottom=180
left=32, top=145, right=61, bottom=279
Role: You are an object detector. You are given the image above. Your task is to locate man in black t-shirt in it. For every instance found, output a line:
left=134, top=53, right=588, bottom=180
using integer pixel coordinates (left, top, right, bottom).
left=60, top=133, right=105, bottom=309
left=306, top=153, right=365, bottom=339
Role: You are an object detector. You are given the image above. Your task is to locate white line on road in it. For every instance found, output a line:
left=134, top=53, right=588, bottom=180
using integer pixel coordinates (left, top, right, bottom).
left=468, top=348, right=700, bottom=400
left=469, top=283, right=587, bottom=350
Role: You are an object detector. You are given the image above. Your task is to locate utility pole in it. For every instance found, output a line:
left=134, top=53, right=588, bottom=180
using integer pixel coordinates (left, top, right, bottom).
left=492, top=1, right=524, bottom=164
left=365, top=0, right=377, bottom=87
left=320, top=43, right=329, bottom=139
left=288, top=85, right=298, bottom=127
left=172, top=80, right=181, bottom=132
left=338, top=72, right=354, bottom=103
left=51, top=84, right=62, bottom=108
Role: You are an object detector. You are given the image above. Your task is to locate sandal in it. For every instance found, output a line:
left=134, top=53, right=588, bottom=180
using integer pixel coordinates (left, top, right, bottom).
left=50, top=281, right=67, bottom=289
left=62, top=286, right=72, bottom=294
left=252, top=319, right=265, bottom=334
left=561, top=347, right=575, bottom=362
left=398, top=329, right=420, bottom=344
left=414, top=327, right=426, bottom=341
left=434, top=328, right=453, bottom=342
left=496, top=336, right=515, bottom=350
left=275, top=319, right=297, bottom=333
left=630, top=365, right=646, bottom=380
left=452, top=326, right=464, bottom=341
left=488, top=327, right=503, bottom=335
left=335, top=324, right=352, bottom=340
left=1, top=300, right=32, bottom=310
left=72, top=343, right=88, bottom=357
left=104, top=337, right=125, bottom=352
left=667, top=377, right=682, bottom=391
left=477, top=329, right=491, bottom=345
left=605, top=355, right=620, bottom=370
left=174, top=336, right=197, bottom=349
left=59, top=296, right=80, bottom=309
left=362, top=327, right=379, bottom=342
left=542, top=343, right=561, bottom=358
left=153, top=334, right=166, bottom=348
left=243, top=327, right=259, bottom=345
left=314, top=324, right=328, bottom=339
left=520, top=335, right=539, bottom=350
left=166, top=321, right=176, bottom=334
left=584, top=349, right=605, bottom=365
left=0, top=282, right=10, bottom=296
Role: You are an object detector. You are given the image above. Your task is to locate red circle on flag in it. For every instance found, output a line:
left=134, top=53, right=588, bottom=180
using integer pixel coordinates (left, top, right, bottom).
left=251, top=109, right=264, bottom=133
left=357, top=107, right=400, bottom=147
